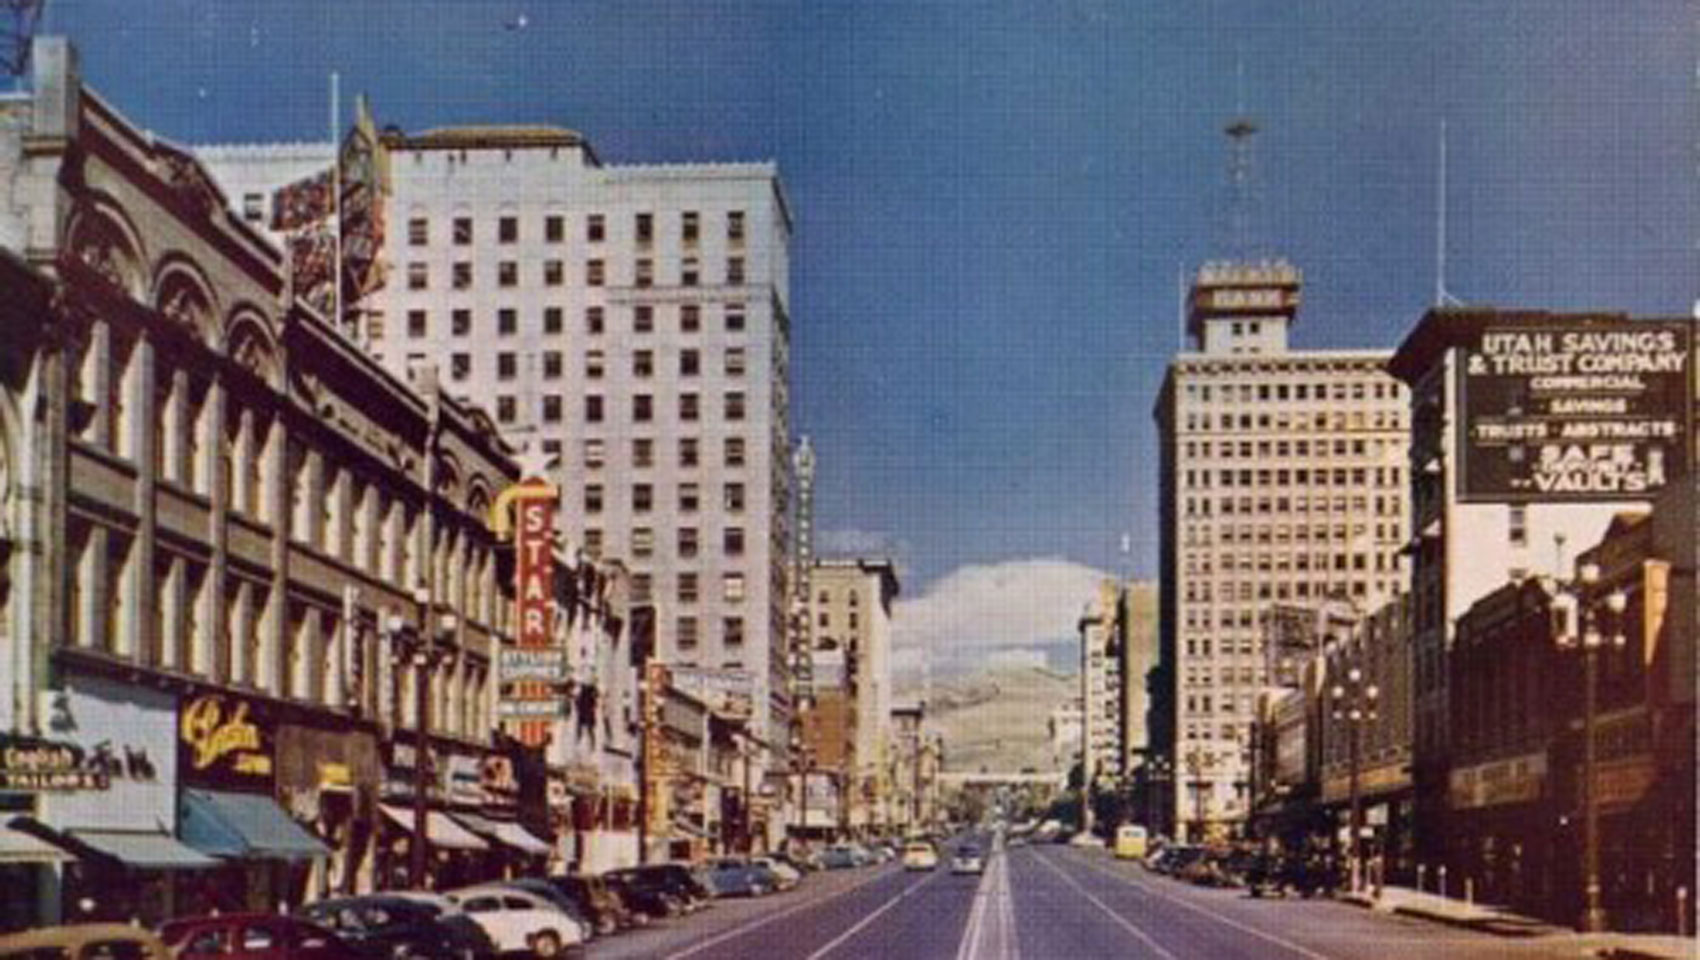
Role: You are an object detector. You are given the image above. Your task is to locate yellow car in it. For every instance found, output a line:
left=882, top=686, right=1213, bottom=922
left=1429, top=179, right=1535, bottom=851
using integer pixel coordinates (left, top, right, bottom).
left=902, top=841, right=939, bottom=871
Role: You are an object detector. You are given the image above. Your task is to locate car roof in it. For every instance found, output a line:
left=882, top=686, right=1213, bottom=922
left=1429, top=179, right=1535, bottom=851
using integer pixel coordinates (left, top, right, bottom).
left=0, top=925, right=168, bottom=955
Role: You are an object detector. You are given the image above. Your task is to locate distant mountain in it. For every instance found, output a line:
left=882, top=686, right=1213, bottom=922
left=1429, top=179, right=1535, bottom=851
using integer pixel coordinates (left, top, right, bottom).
left=911, top=665, right=1077, bottom=774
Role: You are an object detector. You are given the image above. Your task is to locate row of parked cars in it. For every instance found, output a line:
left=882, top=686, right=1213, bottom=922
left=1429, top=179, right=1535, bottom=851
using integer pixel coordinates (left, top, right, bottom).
left=0, top=856, right=826, bottom=960
left=1143, top=842, right=1342, bottom=898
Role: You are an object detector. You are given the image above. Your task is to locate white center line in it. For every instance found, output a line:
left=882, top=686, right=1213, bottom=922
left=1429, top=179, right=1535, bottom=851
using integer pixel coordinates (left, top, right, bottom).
left=662, top=866, right=897, bottom=960
left=805, top=868, right=939, bottom=960
left=1029, top=849, right=1182, bottom=960
left=1063, top=849, right=1343, bottom=960
left=955, top=857, right=996, bottom=960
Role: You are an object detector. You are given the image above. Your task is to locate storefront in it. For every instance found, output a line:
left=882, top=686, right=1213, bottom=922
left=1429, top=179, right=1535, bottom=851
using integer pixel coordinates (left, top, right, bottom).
left=36, top=676, right=215, bottom=927
left=176, top=692, right=328, bottom=914
left=379, top=740, right=489, bottom=891
left=275, top=720, right=380, bottom=898
left=1445, top=751, right=1556, bottom=914
left=0, top=733, right=100, bottom=931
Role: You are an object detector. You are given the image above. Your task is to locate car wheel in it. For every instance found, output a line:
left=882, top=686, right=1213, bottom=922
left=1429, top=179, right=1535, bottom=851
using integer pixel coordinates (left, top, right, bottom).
left=531, top=931, right=563, bottom=959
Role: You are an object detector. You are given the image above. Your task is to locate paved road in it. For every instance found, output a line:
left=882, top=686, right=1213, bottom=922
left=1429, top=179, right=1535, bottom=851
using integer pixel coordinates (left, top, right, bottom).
left=583, top=842, right=1622, bottom=959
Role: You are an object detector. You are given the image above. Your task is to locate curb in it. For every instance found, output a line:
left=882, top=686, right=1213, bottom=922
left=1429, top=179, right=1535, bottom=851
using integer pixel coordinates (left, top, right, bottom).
left=1338, top=892, right=1548, bottom=938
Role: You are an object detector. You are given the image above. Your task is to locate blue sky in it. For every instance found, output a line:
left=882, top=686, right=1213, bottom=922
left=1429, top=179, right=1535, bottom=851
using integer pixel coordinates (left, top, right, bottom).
left=42, top=0, right=1697, bottom=596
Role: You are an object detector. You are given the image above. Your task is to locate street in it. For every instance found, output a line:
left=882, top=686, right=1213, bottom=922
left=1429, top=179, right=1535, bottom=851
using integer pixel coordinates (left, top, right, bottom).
left=584, top=843, right=1620, bottom=960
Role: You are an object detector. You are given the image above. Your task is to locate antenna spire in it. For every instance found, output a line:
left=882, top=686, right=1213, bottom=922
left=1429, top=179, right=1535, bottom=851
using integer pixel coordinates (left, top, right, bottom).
left=1435, top=119, right=1464, bottom=307
left=1225, top=110, right=1259, bottom=260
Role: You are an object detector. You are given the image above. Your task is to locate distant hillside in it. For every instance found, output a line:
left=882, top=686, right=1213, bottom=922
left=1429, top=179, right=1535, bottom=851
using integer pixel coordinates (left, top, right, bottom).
left=914, top=666, right=1077, bottom=774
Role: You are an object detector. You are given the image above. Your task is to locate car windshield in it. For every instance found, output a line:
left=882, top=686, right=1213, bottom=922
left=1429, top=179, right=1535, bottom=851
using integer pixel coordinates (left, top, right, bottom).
left=958, top=847, right=980, bottom=857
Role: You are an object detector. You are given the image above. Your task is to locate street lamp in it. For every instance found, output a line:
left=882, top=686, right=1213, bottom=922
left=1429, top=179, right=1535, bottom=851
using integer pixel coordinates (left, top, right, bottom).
left=1330, top=664, right=1379, bottom=895
left=1143, top=755, right=1173, bottom=837
left=406, top=586, right=455, bottom=890
left=1183, top=748, right=1212, bottom=844
left=1552, top=560, right=1629, bottom=933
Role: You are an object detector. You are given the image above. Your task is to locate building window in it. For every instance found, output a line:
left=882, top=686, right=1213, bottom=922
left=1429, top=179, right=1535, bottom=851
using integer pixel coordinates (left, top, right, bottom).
left=407, top=263, right=428, bottom=289
left=678, top=527, right=700, bottom=558
left=452, top=262, right=472, bottom=289
left=451, top=309, right=472, bottom=336
left=723, top=616, right=744, bottom=646
left=498, top=309, right=518, bottom=335
left=498, top=261, right=518, bottom=287
left=681, top=257, right=699, bottom=287
left=724, top=347, right=746, bottom=377
left=542, top=394, right=562, bottom=423
left=724, top=437, right=745, bottom=467
left=587, top=214, right=605, bottom=243
left=498, top=216, right=518, bottom=244
left=634, top=350, right=655, bottom=378
left=634, top=394, right=654, bottom=423
left=544, top=215, right=564, bottom=243
left=407, top=310, right=428, bottom=337
left=585, top=395, right=604, bottom=423
left=633, top=438, right=654, bottom=468
left=678, top=616, right=699, bottom=649
left=634, top=304, right=654, bottom=333
left=543, top=351, right=563, bottom=379
left=678, top=573, right=699, bottom=603
left=450, top=353, right=471, bottom=381
left=632, top=527, right=655, bottom=558
left=679, top=482, right=700, bottom=512
left=635, top=212, right=654, bottom=246
left=723, top=526, right=745, bottom=556
left=725, top=392, right=746, bottom=421
left=586, top=306, right=605, bottom=334
left=1509, top=504, right=1528, bottom=547
left=681, top=303, right=701, bottom=332
left=242, top=193, right=265, bottom=223
left=724, top=483, right=745, bottom=512
left=722, top=573, right=745, bottom=603
left=543, top=306, right=563, bottom=334
left=679, top=437, right=700, bottom=467
left=726, top=303, right=745, bottom=332
left=633, top=484, right=654, bottom=512
left=583, top=439, right=605, bottom=468
left=453, top=217, right=473, bottom=245
left=496, top=396, right=516, bottom=423
left=681, top=349, right=701, bottom=377
left=727, top=211, right=745, bottom=243
left=587, top=260, right=605, bottom=286
left=408, top=217, right=428, bottom=245
left=497, top=353, right=517, bottom=380
left=585, top=485, right=604, bottom=513
left=727, top=257, right=745, bottom=285
left=682, top=211, right=700, bottom=244
left=679, top=393, right=700, bottom=422
left=583, top=528, right=603, bottom=557
left=585, top=350, right=605, bottom=379
left=635, top=259, right=654, bottom=288
left=543, top=260, right=564, bottom=287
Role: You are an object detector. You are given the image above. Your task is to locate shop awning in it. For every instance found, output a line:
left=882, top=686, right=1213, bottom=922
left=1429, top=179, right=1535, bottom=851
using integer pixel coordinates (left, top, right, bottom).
left=0, top=820, right=72, bottom=863
left=379, top=804, right=488, bottom=851
left=70, top=829, right=219, bottom=869
left=453, top=813, right=552, bottom=856
left=181, top=789, right=329, bottom=861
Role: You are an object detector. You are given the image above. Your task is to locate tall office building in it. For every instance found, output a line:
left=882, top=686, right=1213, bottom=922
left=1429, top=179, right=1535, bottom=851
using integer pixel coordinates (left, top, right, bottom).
left=808, top=559, right=900, bottom=828
left=199, top=125, right=796, bottom=740
left=1153, top=260, right=1411, bottom=839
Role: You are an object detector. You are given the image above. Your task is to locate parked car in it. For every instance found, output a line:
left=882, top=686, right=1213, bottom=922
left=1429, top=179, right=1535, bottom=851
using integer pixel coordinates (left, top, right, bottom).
left=538, top=874, right=634, bottom=934
left=778, top=849, right=821, bottom=873
left=298, top=895, right=496, bottom=960
left=0, top=925, right=171, bottom=960
left=441, top=886, right=586, bottom=959
left=950, top=844, right=986, bottom=875
left=817, top=847, right=859, bottom=870
left=162, top=915, right=356, bottom=960
left=488, top=880, right=597, bottom=939
left=902, top=841, right=939, bottom=871
left=751, top=856, right=803, bottom=889
left=607, top=864, right=711, bottom=914
left=705, top=858, right=778, bottom=898
left=1243, top=852, right=1288, bottom=898
left=1150, top=844, right=1203, bottom=876
left=601, top=871, right=679, bottom=921
left=1068, top=831, right=1104, bottom=848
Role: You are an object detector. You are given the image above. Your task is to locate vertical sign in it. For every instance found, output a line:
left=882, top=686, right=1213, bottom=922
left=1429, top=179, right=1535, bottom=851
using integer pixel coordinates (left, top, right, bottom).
left=490, top=477, right=563, bottom=749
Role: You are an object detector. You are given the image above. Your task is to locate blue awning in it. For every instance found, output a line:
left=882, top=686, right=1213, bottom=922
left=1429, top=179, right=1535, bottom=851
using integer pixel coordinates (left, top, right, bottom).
left=181, top=789, right=329, bottom=860
left=70, top=829, right=220, bottom=869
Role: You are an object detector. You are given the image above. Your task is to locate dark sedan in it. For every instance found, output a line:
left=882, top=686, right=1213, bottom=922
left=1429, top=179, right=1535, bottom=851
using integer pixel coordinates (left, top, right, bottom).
left=298, top=896, right=497, bottom=960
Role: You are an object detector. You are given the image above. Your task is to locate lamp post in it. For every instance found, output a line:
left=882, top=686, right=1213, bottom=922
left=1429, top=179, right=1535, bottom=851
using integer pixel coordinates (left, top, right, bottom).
left=407, top=587, right=454, bottom=890
left=1330, top=664, right=1379, bottom=896
left=1144, top=755, right=1172, bottom=836
left=1184, top=748, right=1211, bottom=844
left=1553, top=559, right=1628, bottom=933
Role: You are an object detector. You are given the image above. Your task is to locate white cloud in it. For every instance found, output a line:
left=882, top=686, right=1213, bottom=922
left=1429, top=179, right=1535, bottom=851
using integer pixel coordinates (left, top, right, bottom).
left=892, top=558, right=1115, bottom=674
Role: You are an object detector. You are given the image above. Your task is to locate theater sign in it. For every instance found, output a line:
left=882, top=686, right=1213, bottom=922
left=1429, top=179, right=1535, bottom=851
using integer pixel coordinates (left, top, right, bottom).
left=1458, top=321, right=1692, bottom=502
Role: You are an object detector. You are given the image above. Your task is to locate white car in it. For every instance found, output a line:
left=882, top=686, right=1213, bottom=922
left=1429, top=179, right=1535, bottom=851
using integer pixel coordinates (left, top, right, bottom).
left=752, top=856, right=802, bottom=889
left=445, top=885, right=586, bottom=958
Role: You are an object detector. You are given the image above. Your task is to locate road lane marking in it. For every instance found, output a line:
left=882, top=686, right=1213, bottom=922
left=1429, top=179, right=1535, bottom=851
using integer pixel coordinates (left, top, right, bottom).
left=955, top=853, right=1010, bottom=960
left=995, top=851, right=1020, bottom=960
left=1027, top=850, right=1180, bottom=960
left=804, top=869, right=940, bottom=960
left=661, top=866, right=899, bottom=960
left=1059, top=848, right=1342, bottom=960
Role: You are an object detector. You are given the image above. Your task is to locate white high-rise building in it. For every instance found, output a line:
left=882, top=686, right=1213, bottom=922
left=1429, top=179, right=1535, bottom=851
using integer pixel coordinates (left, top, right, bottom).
left=1153, top=260, right=1411, bottom=839
left=199, top=126, right=795, bottom=740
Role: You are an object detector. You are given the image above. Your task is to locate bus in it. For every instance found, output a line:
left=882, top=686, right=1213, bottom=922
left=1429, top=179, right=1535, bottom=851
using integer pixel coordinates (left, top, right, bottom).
left=1114, top=824, right=1148, bottom=860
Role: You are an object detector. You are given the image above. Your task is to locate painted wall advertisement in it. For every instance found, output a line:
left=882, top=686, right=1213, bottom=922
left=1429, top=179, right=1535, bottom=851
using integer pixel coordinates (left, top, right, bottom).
left=1458, top=321, right=1692, bottom=502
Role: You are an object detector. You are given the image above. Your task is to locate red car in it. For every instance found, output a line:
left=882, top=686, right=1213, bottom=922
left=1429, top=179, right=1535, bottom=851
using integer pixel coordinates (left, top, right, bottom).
left=160, top=915, right=357, bottom=960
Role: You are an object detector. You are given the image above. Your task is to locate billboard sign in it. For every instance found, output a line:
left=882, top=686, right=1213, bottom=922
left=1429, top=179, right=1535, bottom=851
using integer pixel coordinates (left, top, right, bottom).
left=1458, top=321, right=1691, bottom=501
left=490, top=476, right=563, bottom=747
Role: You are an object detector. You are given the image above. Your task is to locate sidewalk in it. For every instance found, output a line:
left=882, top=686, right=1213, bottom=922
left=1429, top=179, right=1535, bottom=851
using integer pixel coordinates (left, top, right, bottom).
left=1341, top=886, right=1697, bottom=960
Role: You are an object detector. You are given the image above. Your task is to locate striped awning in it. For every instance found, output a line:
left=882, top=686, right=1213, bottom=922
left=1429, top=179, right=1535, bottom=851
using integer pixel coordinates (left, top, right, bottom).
left=379, top=804, right=488, bottom=851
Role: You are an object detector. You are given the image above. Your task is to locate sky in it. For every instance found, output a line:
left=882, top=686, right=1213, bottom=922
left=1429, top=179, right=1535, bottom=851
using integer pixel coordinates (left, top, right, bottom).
left=37, top=0, right=1698, bottom=668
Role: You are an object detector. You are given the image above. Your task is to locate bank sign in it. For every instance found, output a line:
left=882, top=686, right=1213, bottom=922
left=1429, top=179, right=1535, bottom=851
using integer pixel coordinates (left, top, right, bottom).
left=1458, top=321, right=1692, bottom=502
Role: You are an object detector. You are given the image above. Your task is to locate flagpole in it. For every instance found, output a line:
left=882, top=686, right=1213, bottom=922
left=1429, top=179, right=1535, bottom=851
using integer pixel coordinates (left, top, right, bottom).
left=331, top=71, right=344, bottom=337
